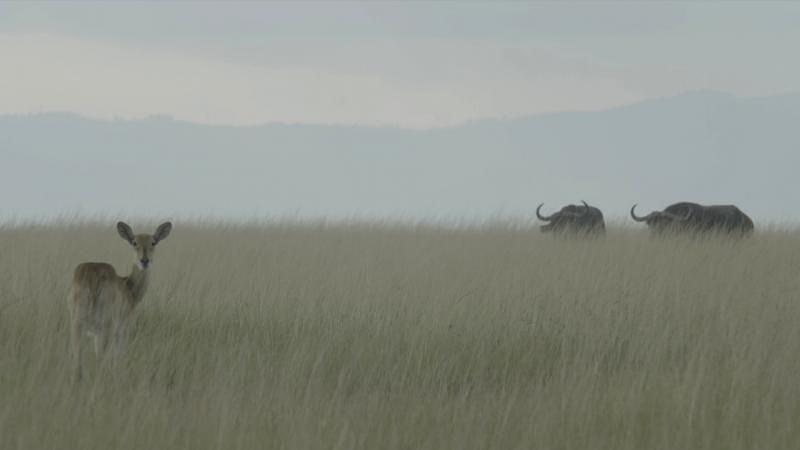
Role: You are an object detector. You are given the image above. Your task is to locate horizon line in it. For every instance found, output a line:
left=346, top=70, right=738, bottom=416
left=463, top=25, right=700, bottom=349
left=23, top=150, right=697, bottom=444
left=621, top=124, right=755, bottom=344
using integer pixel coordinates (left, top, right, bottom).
left=3, top=89, right=797, bottom=132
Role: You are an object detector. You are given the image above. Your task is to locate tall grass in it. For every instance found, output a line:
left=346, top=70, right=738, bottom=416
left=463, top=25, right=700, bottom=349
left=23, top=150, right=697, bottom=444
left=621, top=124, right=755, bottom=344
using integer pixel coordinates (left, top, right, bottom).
left=1, top=222, right=799, bottom=449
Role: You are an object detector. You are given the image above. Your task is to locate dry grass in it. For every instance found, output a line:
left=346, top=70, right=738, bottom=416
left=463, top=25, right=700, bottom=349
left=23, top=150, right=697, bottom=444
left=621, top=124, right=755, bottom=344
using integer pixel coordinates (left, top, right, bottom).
left=1, top=221, right=799, bottom=449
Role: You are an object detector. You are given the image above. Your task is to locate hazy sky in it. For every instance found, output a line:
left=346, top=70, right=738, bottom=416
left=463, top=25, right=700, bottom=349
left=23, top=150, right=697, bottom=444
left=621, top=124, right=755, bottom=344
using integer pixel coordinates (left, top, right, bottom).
left=1, top=2, right=799, bottom=128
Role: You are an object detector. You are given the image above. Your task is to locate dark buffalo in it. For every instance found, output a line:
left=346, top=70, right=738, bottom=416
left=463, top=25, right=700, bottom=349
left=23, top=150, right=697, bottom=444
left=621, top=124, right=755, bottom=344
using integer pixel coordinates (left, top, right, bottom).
left=536, top=201, right=606, bottom=235
left=630, top=202, right=754, bottom=236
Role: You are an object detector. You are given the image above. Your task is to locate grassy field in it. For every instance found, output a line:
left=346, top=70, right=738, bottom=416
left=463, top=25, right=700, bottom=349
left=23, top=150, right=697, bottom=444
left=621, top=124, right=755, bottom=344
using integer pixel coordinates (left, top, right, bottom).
left=1, top=221, right=799, bottom=449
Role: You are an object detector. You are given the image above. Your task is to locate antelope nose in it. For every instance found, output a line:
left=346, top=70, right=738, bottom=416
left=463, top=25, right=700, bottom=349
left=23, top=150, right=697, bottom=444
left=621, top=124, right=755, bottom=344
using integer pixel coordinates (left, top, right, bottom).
left=140, top=258, right=150, bottom=268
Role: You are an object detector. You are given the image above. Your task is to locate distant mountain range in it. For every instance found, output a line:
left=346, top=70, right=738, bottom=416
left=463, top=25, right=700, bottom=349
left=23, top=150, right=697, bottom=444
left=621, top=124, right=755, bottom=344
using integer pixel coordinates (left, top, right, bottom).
left=2, top=90, right=800, bottom=223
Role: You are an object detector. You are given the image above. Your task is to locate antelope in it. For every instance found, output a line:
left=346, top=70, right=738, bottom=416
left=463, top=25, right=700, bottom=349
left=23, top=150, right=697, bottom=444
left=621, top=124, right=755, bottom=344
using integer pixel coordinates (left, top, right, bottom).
left=68, top=221, right=172, bottom=380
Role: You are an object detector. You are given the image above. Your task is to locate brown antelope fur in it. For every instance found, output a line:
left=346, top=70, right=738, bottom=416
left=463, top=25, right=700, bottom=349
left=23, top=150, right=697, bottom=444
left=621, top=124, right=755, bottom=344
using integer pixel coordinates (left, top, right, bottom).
left=68, top=221, right=172, bottom=380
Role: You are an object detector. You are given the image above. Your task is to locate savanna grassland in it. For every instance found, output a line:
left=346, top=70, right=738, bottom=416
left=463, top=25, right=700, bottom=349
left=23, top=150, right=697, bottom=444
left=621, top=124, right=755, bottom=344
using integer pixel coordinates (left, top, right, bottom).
left=1, top=221, right=800, bottom=450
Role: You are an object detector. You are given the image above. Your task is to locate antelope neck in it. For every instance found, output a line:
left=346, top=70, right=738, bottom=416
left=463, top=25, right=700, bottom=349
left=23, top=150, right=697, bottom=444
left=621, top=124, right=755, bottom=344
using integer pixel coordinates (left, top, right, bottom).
left=124, top=264, right=150, bottom=305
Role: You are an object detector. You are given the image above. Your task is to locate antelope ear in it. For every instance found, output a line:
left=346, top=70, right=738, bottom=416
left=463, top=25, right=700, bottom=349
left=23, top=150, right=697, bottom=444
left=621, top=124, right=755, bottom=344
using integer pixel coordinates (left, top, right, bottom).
left=153, top=222, right=172, bottom=245
left=117, top=222, right=136, bottom=245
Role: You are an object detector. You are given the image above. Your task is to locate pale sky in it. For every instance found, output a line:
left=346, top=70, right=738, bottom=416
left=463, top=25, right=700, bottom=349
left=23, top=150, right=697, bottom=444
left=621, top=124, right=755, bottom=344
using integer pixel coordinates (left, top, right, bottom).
left=1, top=2, right=799, bottom=128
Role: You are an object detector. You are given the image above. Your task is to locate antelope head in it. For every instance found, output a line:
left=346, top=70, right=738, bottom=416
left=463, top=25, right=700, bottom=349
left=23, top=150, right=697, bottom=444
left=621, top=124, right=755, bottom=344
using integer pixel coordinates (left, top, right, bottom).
left=116, top=221, right=173, bottom=270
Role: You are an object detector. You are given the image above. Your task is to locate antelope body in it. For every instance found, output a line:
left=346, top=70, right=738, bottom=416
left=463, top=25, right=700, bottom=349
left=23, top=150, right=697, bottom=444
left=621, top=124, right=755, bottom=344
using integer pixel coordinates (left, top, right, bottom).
left=68, top=221, right=172, bottom=380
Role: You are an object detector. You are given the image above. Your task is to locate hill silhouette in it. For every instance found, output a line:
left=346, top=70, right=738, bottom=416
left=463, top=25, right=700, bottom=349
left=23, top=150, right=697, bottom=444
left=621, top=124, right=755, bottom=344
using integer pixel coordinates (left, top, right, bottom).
left=2, top=90, right=799, bottom=223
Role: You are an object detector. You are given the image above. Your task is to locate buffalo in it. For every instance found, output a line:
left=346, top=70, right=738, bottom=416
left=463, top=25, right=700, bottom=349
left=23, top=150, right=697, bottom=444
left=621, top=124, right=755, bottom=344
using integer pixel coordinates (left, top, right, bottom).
left=536, top=201, right=606, bottom=236
left=630, top=202, right=754, bottom=236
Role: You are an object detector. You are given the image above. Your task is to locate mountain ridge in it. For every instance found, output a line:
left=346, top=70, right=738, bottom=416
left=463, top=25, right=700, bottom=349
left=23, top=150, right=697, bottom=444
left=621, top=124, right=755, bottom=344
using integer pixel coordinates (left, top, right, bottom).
left=5, top=89, right=799, bottom=132
left=2, top=90, right=799, bottom=222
